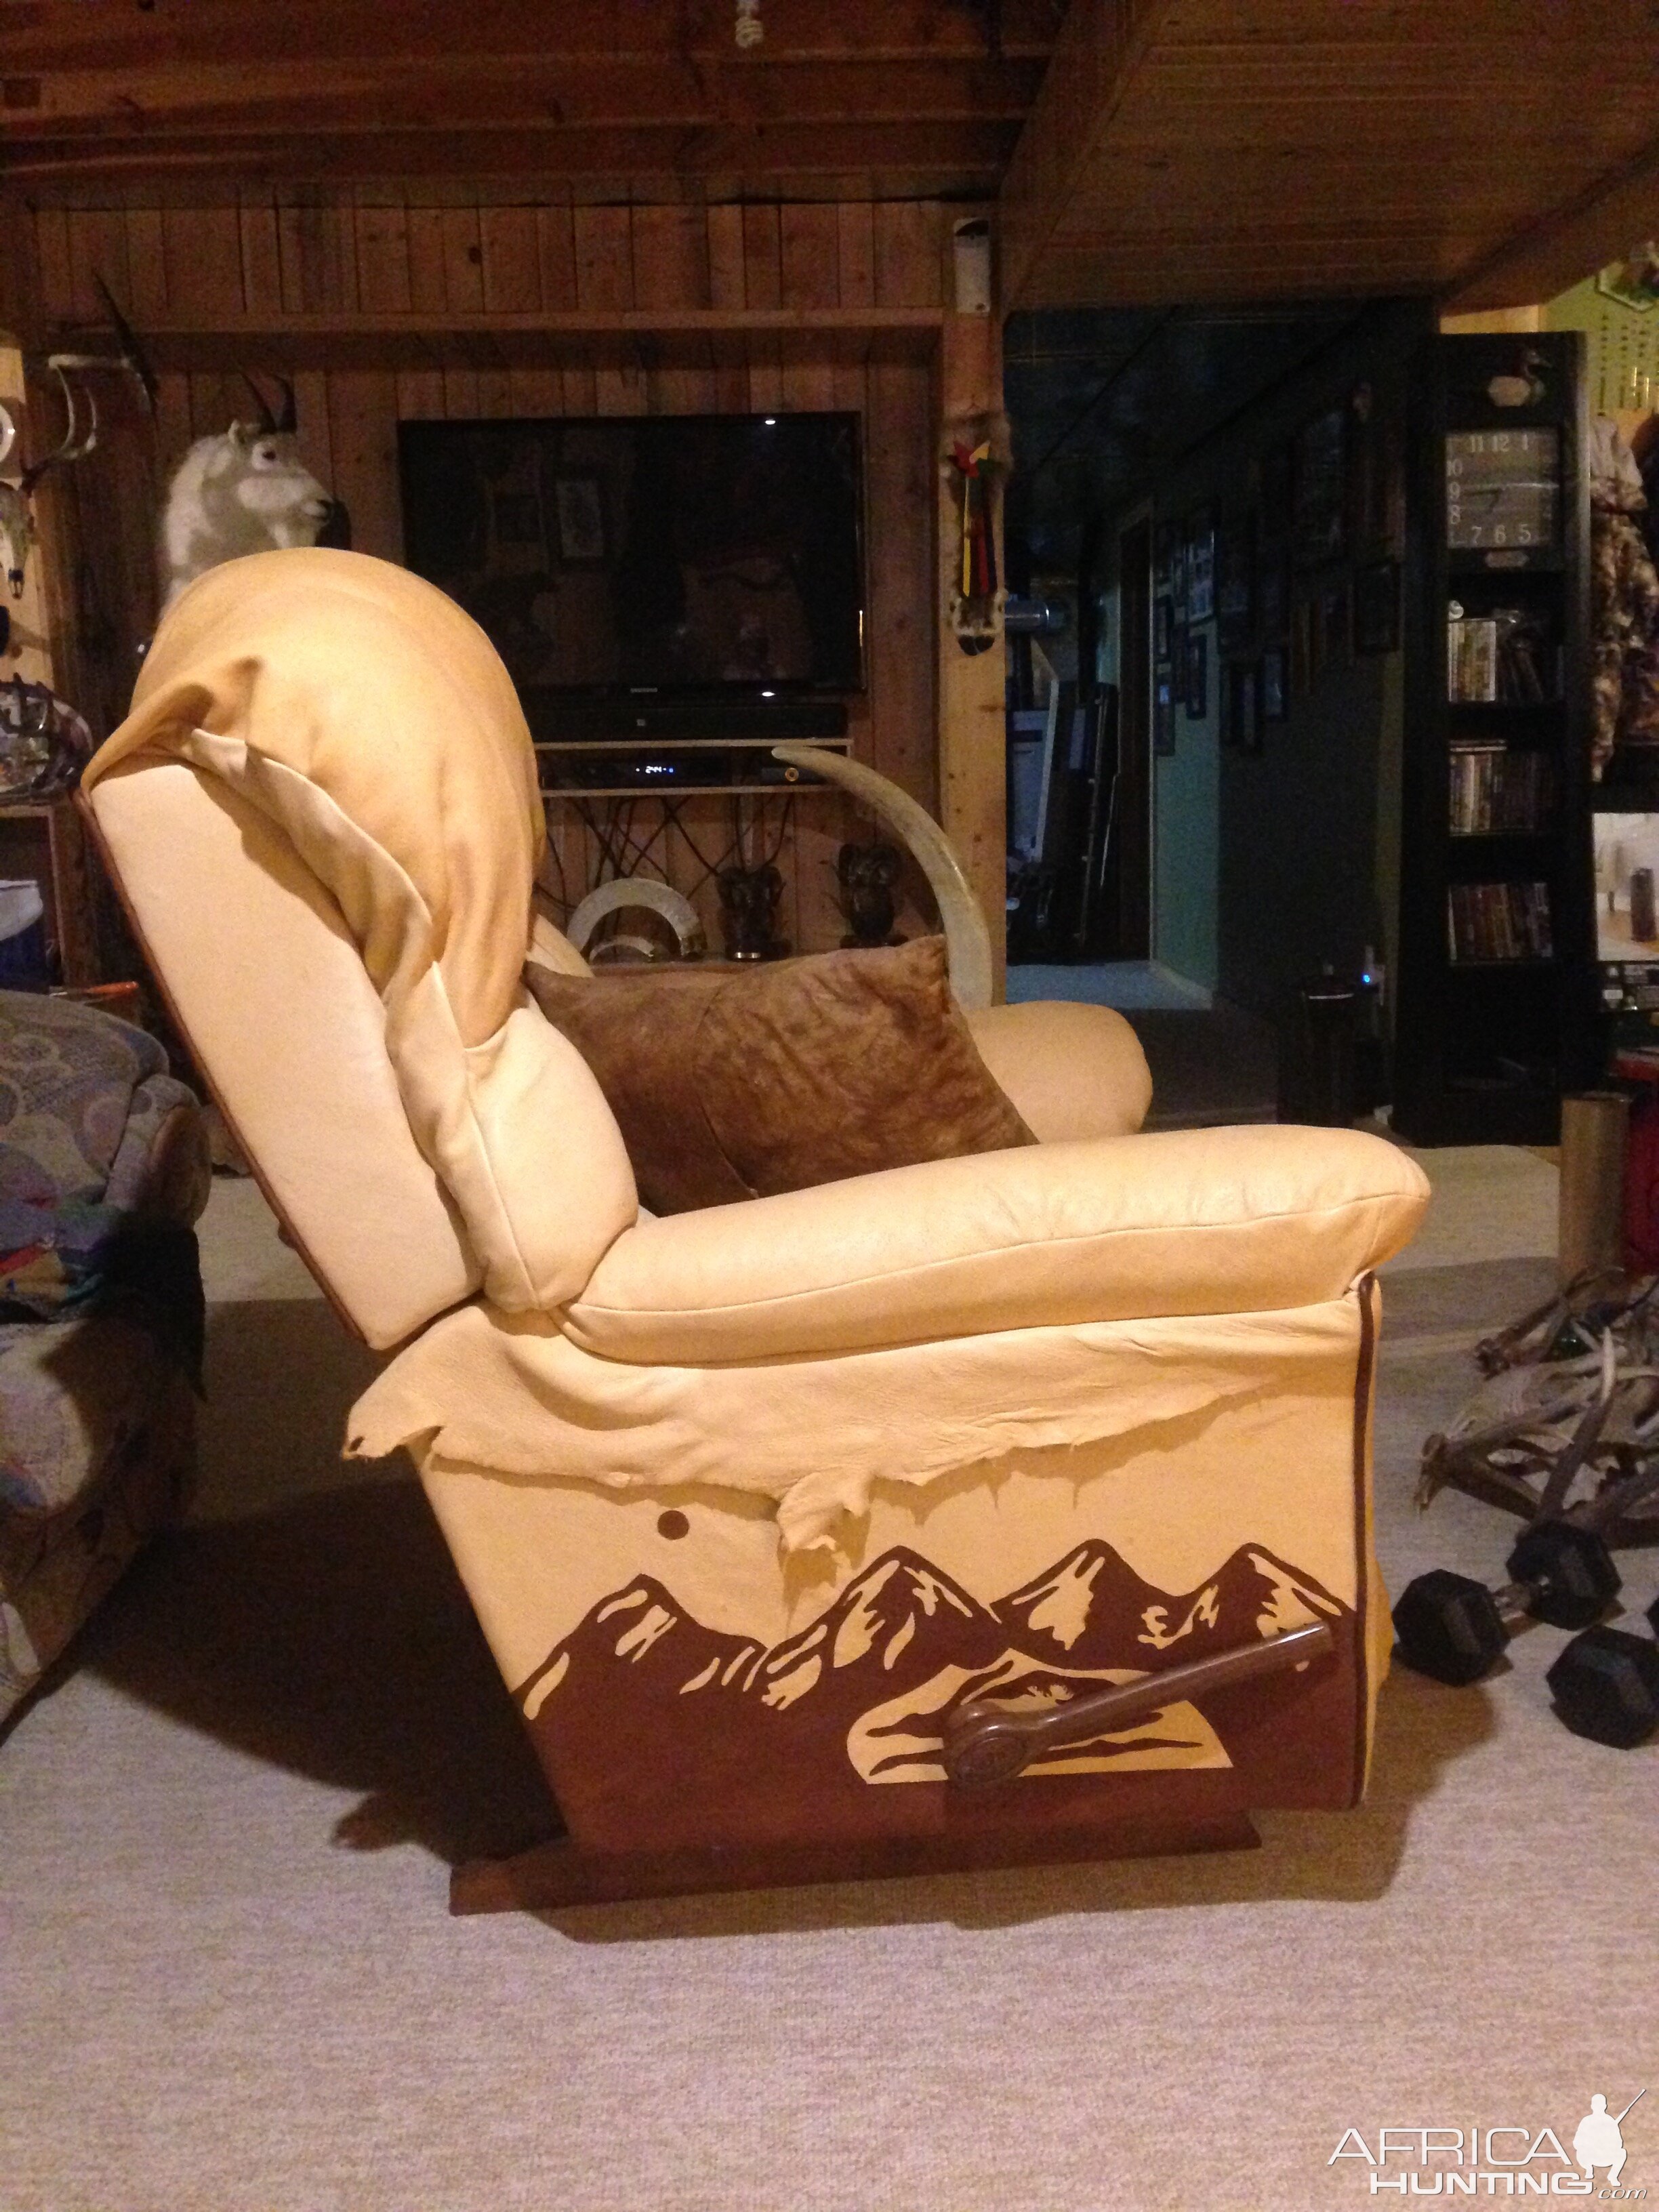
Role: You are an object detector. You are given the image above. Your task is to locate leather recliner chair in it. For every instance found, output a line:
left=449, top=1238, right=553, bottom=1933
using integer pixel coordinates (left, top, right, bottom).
left=81, top=549, right=1428, bottom=1910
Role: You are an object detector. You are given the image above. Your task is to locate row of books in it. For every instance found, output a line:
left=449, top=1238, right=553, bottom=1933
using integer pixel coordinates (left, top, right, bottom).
left=1448, top=743, right=1554, bottom=835
left=1446, top=607, right=1557, bottom=703
left=1446, top=880, right=1554, bottom=964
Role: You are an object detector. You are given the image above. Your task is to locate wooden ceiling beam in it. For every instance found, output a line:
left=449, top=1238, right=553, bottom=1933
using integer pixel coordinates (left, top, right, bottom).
left=1444, top=129, right=1659, bottom=312
left=3, top=121, right=1019, bottom=189
left=1025, top=258, right=1441, bottom=308
left=1154, top=0, right=1659, bottom=44
left=0, top=58, right=1044, bottom=139
left=0, top=0, right=1063, bottom=72
left=998, top=0, right=1177, bottom=310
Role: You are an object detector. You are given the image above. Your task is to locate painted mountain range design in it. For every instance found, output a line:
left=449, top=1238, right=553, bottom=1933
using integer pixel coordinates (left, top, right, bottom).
left=995, top=1541, right=1348, bottom=1672
left=516, top=1542, right=1351, bottom=1799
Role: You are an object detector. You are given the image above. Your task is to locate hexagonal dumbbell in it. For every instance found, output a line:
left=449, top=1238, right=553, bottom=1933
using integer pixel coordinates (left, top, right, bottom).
left=1392, top=1518, right=1622, bottom=1687
left=1546, top=1593, right=1659, bottom=1748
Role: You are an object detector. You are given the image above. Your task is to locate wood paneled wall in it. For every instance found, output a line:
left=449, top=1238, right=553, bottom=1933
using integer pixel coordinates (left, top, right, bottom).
left=21, top=188, right=965, bottom=956
left=24, top=186, right=954, bottom=329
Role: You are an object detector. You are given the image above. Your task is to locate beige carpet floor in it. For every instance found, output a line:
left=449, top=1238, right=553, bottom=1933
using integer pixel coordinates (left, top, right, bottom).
left=2, top=1149, right=1654, bottom=2212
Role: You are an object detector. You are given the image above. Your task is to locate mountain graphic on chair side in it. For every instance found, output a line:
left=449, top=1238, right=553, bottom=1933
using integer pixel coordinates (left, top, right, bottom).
left=994, top=1540, right=1349, bottom=1671
left=516, top=1541, right=1352, bottom=1791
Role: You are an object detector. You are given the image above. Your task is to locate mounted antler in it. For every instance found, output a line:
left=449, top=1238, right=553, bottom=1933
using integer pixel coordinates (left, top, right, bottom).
left=2, top=271, right=158, bottom=602
left=0, top=365, right=98, bottom=598
left=45, top=270, right=159, bottom=418
left=19, top=364, right=96, bottom=495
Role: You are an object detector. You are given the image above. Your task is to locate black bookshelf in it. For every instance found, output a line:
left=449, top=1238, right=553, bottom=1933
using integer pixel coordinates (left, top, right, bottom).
left=1393, top=331, right=1597, bottom=1145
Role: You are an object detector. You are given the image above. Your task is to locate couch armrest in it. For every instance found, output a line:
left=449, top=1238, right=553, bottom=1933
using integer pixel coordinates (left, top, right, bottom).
left=564, top=1122, right=1428, bottom=1366
left=965, top=1000, right=1152, bottom=1141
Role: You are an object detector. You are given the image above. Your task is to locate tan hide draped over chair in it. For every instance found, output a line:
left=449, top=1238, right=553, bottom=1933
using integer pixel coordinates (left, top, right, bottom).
left=82, top=548, right=1428, bottom=1910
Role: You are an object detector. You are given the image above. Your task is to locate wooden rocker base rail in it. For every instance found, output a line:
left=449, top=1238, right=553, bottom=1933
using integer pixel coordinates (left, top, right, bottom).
left=449, top=1812, right=1262, bottom=1915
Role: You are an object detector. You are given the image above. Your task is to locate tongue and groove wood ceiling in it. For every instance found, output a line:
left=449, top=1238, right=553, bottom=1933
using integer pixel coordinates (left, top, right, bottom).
left=0, top=1, right=1059, bottom=200
left=1, top=0, right=1656, bottom=312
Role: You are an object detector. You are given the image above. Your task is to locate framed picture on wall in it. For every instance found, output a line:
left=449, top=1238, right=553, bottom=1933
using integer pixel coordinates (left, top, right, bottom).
left=1187, top=508, right=1216, bottom=622
left=1261, top=644, right=1288, bottom=722
left=1155, top=519, right=1180, bottom=593
left=1155, top=595, right=1175, bottom=661
left=1216, top=510, right=1255, bottom=654
left=1225, top=660, right=1262, bottom=756
left=1292, top=594, right=1317, bottom=695
left=554, top=474, right=607, bottom=565
left=1346, top=382, right=1380, bottom=551
left=1154, top=665, right=1178, bottom=756
left=1353, top=558, right=1401, bottom=654
left=1257, top=543, right=1290, bottom=643
left=1293, top=408, right=1347, bottom=568
left=1319, top=577, right=1351, bottom=669
left=1379, top=412, right=1407, bottom=557
left=1185, top=628, right=1208, bottom=717
left=1258, top=443, right=1294, bottom=540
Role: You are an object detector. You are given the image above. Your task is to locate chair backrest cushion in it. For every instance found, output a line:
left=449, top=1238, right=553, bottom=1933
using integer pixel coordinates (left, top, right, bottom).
left=87, top=758, right=482, bottom=1345
left=83, top=549, right=637, bottom=1325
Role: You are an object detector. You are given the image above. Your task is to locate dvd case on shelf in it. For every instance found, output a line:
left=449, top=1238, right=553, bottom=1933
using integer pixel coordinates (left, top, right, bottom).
left=1446, top=879, right=1554, bottom=963
left=1446, top=602, right=1557, bottom=703
left=1448, top=743, right=1554, bottom=834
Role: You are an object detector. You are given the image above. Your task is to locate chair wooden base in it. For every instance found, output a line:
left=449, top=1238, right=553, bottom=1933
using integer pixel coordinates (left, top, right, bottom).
left=449, top=1811, right=1261, bottom=1914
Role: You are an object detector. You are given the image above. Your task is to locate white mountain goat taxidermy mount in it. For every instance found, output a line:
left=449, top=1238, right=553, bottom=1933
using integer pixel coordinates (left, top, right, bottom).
left=161, top=375, right=345, bottom=609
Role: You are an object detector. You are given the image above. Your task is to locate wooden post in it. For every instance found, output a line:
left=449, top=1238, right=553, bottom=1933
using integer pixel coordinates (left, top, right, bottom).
left=938, top=308, right=1007, bottom=998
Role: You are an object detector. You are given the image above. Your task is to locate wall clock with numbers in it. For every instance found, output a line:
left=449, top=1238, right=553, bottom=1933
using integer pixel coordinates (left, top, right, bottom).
left=1444, top=427, right=1561, bottom=558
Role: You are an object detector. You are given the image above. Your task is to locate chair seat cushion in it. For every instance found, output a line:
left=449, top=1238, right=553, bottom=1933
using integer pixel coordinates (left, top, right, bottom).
left=562, top=1121, right=1429, bottom=1364
left=525, top=936, right=1034, bottom=1216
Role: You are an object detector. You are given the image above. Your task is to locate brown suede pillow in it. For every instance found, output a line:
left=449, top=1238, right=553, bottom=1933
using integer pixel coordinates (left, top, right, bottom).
left=524, top=935, right=1036, bottom=1215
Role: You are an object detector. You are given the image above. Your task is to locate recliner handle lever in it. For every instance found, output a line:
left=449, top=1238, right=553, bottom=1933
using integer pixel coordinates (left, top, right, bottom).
left=942, top=1618, right=1337, bottom=1788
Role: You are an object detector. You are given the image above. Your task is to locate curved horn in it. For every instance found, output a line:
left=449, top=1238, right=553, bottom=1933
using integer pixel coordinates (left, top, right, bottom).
left=19, top=366, right=83, bottom=495
left=771, top=743, right=994, bottom=1010
left=63, top=377, right=98, bottom=462
left=272, top=375, right=298, bottom=434
left=239, top=371, right=279, bottom=434
left=93, top=272, right=159, bottom=414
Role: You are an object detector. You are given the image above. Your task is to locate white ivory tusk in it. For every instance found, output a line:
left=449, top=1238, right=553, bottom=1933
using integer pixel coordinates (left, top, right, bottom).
left=772, top=743, right=994, bottom=1010
left=565, top=875, right=707, bottom=962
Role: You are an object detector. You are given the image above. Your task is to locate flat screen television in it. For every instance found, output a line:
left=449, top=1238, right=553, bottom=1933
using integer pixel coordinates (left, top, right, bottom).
left=397, top=412, right=865, bottom=702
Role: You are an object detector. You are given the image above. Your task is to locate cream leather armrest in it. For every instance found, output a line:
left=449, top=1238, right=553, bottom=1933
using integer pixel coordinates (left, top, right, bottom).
left=564, top=1122, right=1429, bottom=1366
left=964, top=1000, right=1153, bottom=1141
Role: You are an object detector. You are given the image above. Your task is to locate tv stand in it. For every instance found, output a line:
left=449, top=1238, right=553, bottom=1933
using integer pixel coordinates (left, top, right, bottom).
left=529, top=696, right=854, bottom=798
left=535, top=734, right=851, bottom=799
